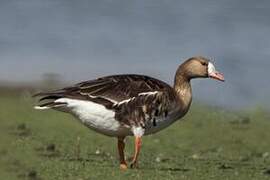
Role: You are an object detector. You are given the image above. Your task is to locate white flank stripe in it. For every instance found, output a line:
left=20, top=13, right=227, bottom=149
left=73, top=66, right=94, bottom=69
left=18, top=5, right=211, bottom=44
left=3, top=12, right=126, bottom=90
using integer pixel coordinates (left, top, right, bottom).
left=117, top=97, right=135, bottom=105
left=117, top=91, right=159, bottom=106
left=138, top=91, right=159, bottom=96
left=88, top=95, right=118, bottom=104
left=34, top=106, right=50, bottom=110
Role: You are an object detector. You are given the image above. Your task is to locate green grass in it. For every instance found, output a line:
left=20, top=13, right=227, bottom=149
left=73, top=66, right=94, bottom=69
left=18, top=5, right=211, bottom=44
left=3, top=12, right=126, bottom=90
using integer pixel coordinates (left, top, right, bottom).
left=0, top=92, right=270, bottom=180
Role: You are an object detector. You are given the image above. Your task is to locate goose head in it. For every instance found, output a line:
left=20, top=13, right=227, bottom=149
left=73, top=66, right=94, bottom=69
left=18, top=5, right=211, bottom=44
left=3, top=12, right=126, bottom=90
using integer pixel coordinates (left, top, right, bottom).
left=176, top=56, right=225, bottom=82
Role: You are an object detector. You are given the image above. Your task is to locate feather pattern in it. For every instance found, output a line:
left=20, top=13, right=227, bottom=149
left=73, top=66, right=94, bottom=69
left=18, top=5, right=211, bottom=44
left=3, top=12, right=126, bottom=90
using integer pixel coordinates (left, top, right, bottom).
left=34, top=74, right=180, bottom=132
left=34, top=74, right=172, bottom=104
left=113, top=90, right=176, bottom=129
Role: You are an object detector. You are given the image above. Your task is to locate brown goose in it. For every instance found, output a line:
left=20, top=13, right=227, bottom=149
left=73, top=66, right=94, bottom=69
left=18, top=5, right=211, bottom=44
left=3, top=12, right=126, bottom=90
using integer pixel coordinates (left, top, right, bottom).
left=34, top=56, right=224, bottom=169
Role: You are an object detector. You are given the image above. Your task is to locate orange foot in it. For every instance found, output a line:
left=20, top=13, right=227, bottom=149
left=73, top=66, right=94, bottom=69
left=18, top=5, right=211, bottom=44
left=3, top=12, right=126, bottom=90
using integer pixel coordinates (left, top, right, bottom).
left=120, top=163, right=128, bottom=170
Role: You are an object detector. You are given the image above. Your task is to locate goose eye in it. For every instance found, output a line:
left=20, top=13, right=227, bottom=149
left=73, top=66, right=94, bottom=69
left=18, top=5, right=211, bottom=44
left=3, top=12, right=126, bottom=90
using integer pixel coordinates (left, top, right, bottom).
left=201, top=62, right=207, bottom=66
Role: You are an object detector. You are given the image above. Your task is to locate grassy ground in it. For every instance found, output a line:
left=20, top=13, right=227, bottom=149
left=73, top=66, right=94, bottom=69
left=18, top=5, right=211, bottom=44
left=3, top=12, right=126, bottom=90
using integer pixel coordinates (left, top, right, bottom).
left=0, top=92, right=270, bottom=180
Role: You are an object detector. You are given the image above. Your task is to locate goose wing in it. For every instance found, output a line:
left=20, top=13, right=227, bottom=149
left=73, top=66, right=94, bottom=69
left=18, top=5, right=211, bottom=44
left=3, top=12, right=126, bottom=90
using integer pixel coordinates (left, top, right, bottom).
left=34, top=74, right=173, bottom=108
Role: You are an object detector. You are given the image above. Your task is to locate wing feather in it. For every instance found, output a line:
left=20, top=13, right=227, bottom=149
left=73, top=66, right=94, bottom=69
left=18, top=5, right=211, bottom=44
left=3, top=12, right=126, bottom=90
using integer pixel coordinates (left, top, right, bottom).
left=34, top=74, right=173, bottom=108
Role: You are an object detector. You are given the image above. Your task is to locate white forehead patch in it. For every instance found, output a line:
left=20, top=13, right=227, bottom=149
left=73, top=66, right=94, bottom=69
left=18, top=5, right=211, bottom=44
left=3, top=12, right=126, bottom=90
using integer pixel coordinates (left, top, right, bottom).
left=208, top=62, right=216, bottom=74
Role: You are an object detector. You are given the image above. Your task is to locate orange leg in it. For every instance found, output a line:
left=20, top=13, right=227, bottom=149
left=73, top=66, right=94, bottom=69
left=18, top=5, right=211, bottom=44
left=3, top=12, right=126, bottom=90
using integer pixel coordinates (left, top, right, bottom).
left=130, top=136, right=142, bottom=168
left=117, top=137, right=127, bottom=170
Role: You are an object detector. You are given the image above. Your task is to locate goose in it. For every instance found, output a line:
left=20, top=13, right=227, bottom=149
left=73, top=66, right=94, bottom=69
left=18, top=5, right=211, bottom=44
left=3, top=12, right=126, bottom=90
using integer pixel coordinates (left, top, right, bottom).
left=34, top=56, right=224, bottom=170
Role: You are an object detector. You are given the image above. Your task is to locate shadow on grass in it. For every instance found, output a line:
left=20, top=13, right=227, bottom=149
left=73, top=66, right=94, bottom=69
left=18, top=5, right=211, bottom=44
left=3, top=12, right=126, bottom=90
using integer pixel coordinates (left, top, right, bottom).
left=158, top=167, right=190, bottom=172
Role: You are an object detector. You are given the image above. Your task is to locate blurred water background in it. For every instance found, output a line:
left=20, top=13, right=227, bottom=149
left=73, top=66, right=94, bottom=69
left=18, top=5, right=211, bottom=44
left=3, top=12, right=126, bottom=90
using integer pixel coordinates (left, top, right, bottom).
left=0, top=0, right=269, bottom=109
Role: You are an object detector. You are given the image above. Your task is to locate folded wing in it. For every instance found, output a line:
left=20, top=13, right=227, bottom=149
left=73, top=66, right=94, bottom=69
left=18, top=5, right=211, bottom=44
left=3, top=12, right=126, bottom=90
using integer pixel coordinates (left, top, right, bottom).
left=34, top=74, right=172, bottom=109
